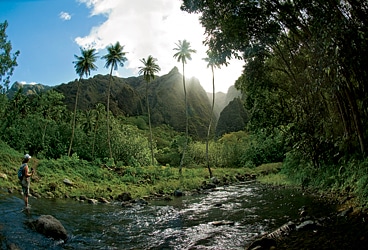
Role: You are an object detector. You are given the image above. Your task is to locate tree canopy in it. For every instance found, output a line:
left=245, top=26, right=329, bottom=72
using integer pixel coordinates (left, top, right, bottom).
left=0, top=21, right=19, bottom=93
left=182, top=0, right=368, bottom=165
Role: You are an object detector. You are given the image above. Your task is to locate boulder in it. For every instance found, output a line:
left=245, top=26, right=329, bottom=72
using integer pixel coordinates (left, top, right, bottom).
left=79, top=195, right=87, bottom=201
left=132, top=198, right=148, bottom=206
left=117, top=192, right=132, bottom=202
left=247, top=237, right=276, bottom=250
left=296, top=220, right=319, bottom=231
left=98, top=197, right=110, bottom=204
left=63, top=179, right=74, bottom=186
left=28, top=215, right=67, bottom=241
left=173, top=189, right=183, bottom=197
left=211, top=220, right=235, bottom=226
left=87, top=199, right=98, bottom=204
left=211, top=177, right=221, bottom=185
left=338, top=207, right=353, bottom=217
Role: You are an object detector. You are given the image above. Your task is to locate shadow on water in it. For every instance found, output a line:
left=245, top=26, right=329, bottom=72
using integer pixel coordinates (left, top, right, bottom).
left=0, top=181, right=336, bottom=250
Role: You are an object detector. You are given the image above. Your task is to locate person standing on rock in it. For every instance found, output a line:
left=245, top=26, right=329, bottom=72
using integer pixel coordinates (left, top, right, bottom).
left=20, top=154, right=34, bottom=208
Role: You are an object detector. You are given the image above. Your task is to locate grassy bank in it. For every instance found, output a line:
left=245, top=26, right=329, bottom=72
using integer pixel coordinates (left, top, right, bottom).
left=0, top=142, right=256, bottom=200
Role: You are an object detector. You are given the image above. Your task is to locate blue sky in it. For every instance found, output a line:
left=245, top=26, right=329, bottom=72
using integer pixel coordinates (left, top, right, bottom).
left=0, top=0, right=243, bottom=93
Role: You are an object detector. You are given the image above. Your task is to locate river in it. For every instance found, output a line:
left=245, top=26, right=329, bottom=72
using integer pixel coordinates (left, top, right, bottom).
left=0, top=181, right=336, bottom=249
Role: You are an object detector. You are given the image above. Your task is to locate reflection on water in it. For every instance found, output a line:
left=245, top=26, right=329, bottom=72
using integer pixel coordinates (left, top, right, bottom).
left=0, top=182, right=336, bottom=249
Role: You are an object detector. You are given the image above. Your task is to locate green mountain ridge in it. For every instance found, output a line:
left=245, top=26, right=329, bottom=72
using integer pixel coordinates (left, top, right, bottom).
left=8, top=67, right=244, bottom=138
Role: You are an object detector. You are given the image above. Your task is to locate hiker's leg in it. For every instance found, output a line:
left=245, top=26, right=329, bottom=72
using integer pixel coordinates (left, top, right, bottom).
left=24, top=194, right=28, bottom=207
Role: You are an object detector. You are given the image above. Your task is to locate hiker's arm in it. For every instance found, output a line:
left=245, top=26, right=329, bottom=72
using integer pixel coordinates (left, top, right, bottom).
left=25, top=165, right=34, bottom=177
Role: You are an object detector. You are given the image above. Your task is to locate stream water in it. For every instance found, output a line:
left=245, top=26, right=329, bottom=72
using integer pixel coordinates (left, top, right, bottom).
left=0, top=181, right=336, bottom=249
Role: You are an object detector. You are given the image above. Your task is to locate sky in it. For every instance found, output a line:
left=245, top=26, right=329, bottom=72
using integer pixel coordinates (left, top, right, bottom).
left=0, top=0, right=244, bottom=93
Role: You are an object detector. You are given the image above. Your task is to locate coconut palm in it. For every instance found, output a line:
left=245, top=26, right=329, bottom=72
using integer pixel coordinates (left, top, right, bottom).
left=138, top=55, right=161, bottom=166
left=173, top=39, right=196, bottom=174
left=68, top=47, right=98, bottom=157
left=203, top=51, right=225, bottom=178
left=101, top=42, right=127, bottom=159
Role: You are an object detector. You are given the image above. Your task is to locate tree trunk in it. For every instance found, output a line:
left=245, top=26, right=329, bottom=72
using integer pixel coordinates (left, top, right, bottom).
left=147, top=81, right=154, bottom=165
left=68, top=78, right=81, bottom=156
left=179, top=62, right=188, bottom=175
left=107, top=67, right=113, bottom=159
left=206, top=65, right=214, bottom=178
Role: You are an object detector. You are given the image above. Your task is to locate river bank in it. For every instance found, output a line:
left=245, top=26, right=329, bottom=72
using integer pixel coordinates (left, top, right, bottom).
left=246, top=179, right=368, bottom=250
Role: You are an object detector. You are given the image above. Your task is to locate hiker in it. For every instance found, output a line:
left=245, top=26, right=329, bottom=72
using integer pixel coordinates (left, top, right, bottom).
left=20, top=154, right=34, bottom=208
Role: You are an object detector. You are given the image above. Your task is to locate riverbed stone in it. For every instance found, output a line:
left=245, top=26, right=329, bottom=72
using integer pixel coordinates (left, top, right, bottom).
left=173, top=189, right=183, bottom=197
left=247, top=237, right=276, bottom=250
left=117, top=192, right=132, bottom=201
left=211, top=220, right=235, bottom=226
left=296, top=220, right=319, bottom=231
left=87, top=198, right=98, bottom=204
left=98, top=197, right=110, bottom=203
left=28, top=215, right=68, bottom=241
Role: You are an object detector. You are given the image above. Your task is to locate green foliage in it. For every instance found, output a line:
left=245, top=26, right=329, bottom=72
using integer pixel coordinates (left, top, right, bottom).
left=239, top=129, right=285, bottom=168
left=0, top=21, right=20, bottom=93
left=182, top=0, right=368, bottom=166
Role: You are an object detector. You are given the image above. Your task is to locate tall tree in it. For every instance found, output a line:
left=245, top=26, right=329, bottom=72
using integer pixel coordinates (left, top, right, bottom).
left=203, top=51, right=224, bottom=178
left=68, top=48, right=98, bottom=156
left=181, top=0, right=368, bottom=162
left=173, top=39, right=196, bottom=174
left=101, top=42, right=127, bottom=159
left=0, top=21, right=20, bottom=94
left=138, top=55, right=161, bottom=166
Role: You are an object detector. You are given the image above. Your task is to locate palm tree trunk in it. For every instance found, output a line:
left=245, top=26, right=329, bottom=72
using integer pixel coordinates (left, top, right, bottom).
left=68, top=78, right=81, bottom=156
left=107, top=67, right=113, bottom=159
left=179, top=62, right=188, bottom=175
left=206, top=65, right=214, bottom=178
left=147, top=81, right=154, bottom=165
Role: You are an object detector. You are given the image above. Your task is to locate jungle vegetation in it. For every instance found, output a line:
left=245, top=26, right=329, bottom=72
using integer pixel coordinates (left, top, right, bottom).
left=2, top=0, right=368, bottom=204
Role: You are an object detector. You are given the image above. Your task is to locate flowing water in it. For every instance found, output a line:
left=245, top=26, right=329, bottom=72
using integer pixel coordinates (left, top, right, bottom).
left=0, top=181, right=336, bottom=250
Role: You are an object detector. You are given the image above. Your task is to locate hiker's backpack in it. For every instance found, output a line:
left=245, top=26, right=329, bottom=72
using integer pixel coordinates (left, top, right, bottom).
left=18, top=164, right=26, bottom=181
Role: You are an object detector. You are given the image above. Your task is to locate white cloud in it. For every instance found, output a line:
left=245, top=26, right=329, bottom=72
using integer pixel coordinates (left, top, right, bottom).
left=75, top=0, right=243, bottom=93
left=59, top=11, right=72, bottom=21
left=19, top=81, right=37, bottom=85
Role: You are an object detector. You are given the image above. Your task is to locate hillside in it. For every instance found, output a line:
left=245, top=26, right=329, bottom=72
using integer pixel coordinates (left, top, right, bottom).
left=7, top=68, right=244, bottom=139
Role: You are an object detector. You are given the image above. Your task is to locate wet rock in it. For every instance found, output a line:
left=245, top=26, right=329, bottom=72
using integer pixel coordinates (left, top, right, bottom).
left=164, top=196, right=173, bottom=201
left=27, top=215, right=67, bottom=241
left=132, top=198, right=148, bottom=206
left=338, top=207, right=353, bottom=217
left=211, top=177, right=220, bottom=185
left=79, top=195, right=87, bottom=201
left=87, top=198, right=98, bottom=204
left=235, top=173, right=245, bottom=181
left=296, top=220, right=320, bottom=231
left=211, top=220, right=235, bottom=226
left=121, top=201, right=133, bottom=207
left=173, top=189, right=183, bottom=197
left=247, top=237, right=276, bottom=250
left=201, top=181, right=216, bottom=189
left=98, top=197, right=110, bottom=204
left=117, top=192, right=132, bottom=202
left=267, top=221, right=296, bottom=238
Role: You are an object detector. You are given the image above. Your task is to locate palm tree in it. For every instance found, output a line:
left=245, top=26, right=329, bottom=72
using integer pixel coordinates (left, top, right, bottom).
left=68, top=47, right=98, bottom=156
left=101, top=42, right=128, bottom=159
left=138, top=55, right=161, bottom=166
left=203, top=51, right=225, bottom=178
left=173, top=40, right=196, bottom=174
